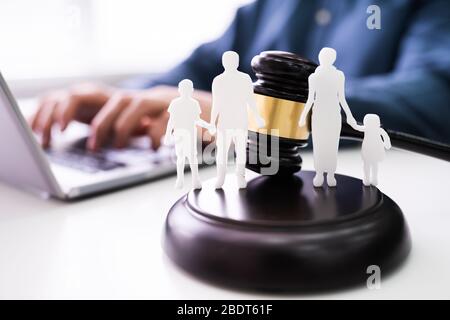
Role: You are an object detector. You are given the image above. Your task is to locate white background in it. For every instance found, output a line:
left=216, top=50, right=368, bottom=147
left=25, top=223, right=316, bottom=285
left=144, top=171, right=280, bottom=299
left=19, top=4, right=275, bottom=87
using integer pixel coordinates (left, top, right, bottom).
left=0, top=0, right=253, bottom=81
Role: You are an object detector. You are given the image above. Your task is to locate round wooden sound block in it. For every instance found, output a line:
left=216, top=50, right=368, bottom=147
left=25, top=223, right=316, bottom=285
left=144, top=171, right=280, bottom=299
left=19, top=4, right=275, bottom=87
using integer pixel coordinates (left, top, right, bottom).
left=163, top=171, right=411, bottom=292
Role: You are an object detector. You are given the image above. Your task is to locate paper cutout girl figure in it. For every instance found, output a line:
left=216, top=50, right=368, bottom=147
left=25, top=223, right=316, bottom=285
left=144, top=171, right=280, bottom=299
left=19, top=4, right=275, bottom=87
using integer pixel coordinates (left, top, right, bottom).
left=352, top=114, right=391, bottom=186
left=299, top=47, right=357, bottom=187
left=164, top=79, right=214, bottom=189
left=210, top=51, right=265, bottom=189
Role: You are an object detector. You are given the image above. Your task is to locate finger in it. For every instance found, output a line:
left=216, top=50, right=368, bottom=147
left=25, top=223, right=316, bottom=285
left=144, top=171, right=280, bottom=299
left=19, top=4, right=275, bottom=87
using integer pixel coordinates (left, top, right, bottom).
left=56, top=94, right=80, bottom=131
left=113, top=98, right=156, bottom=148
left=133, top=116, right=151, bottom=136
left=30, top=98, right=48, bottom=131
left=36, top=100, right=57, bottom=148
left=58, top=88, right=110, bottom=129
left=147, top=113, right=169, bottom=150
left=87, top=93, right=131, bottom=151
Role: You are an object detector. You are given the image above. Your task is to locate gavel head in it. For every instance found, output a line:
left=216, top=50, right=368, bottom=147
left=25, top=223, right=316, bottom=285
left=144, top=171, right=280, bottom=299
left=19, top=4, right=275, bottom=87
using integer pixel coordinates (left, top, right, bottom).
left=246, top=51, right=318, bottom=175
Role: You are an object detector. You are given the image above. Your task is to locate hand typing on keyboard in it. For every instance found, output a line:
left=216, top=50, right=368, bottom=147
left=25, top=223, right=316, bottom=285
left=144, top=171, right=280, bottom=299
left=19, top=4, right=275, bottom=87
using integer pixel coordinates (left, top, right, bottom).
left=29, top=83, right=212, bottom=151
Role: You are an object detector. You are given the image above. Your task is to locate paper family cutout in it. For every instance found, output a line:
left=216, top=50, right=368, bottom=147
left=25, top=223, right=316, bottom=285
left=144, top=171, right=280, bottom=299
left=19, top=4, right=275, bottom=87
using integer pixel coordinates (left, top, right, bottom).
left=300, top=47, right=390, bottom=187
left=299, top=47, right=357, bottom=187
left=164, top=79, right=215, bottom=190
left=354, top=114, right=391, bottom=186
left=165, top=49, right=390, bottom=190
left=210, top=51, right=266, bottom=189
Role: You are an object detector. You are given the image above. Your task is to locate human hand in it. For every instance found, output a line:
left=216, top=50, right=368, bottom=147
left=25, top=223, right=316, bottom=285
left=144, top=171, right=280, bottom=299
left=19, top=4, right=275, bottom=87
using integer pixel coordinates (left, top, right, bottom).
left=31, top=84, right=179, bottom=150
left=30, top=83, right=113, bottom=148
left=87, top=87, right=174, bottom=151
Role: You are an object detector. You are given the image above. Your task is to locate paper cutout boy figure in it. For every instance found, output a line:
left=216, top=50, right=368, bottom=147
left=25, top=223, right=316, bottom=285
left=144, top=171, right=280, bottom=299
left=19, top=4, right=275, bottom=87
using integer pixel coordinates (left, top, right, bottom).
left=352, top=114, right=391, bottom=186
left=165, top=79, right=214, bottom=189
left=210, top=51, right=265, bottom=189
left=299, top=47, right=357, bottom=187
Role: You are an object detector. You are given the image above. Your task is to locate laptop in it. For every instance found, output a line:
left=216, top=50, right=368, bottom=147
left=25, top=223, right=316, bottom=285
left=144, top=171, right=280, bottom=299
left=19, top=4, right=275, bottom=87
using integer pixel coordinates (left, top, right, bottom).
left=0, top=73, right=179, bottom=200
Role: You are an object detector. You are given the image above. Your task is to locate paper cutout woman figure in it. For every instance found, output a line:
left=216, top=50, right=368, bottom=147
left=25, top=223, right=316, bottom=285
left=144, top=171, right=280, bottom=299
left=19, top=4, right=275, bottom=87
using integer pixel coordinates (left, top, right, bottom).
left=299, top=47, right=357, bottom=187
left=210, top=51, right=265, bottom=189
left=352, top=114, right=391, bottom=186
left=164, top=79, right=214, bottom=189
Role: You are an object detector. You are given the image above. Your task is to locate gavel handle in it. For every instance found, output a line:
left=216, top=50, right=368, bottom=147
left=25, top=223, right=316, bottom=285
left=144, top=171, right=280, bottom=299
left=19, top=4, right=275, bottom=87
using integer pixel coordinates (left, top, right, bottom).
left=341, top=123, right=450, bottom=162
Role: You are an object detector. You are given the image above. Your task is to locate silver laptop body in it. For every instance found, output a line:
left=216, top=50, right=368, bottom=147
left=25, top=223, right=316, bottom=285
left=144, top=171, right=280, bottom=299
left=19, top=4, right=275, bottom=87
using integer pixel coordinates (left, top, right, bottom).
left=0, top=73, right=178, bottom=200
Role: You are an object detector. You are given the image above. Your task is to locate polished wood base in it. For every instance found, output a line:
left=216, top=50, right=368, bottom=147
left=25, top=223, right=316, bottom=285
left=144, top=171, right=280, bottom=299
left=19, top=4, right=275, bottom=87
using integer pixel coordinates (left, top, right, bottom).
left=163, top=171, right=411, bottom=292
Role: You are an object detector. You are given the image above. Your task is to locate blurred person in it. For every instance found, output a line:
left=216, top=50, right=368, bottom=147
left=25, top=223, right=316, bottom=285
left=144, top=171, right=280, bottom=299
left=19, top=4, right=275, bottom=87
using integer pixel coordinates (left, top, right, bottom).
left=31, top=0, right=450, bottom=150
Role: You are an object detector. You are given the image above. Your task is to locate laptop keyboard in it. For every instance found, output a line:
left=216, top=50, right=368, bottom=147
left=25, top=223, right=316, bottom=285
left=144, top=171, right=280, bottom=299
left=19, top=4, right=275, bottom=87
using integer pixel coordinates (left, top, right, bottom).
left=45, top=137, right=167, bottom=174
left=47, top=149, right=126, bottom=173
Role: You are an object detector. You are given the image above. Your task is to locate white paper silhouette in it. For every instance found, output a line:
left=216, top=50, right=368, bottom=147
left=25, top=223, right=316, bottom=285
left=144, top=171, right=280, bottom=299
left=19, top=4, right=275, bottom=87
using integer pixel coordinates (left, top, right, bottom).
left=210, top=51, right=265, bottom=189
left=164, top=79, right=214, bottom=189
left=299, top=47, right=357, bottom=187
left=352, top=114, right=391, bottom=186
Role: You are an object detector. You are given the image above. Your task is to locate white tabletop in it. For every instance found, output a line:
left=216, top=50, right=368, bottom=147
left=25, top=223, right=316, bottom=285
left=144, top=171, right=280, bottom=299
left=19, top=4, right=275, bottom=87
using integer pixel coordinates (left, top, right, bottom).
left=0, top=148, right=449, bottom=299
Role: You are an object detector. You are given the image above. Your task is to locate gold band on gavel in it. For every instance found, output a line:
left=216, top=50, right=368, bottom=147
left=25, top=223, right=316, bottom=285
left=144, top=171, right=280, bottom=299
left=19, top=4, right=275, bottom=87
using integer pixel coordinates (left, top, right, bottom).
left=248, top=94, right=310, bottom=140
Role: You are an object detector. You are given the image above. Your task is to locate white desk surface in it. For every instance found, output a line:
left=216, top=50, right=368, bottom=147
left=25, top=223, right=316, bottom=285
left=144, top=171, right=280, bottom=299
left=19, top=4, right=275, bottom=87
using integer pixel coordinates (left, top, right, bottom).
left=0, top=148, right=449, bottom=299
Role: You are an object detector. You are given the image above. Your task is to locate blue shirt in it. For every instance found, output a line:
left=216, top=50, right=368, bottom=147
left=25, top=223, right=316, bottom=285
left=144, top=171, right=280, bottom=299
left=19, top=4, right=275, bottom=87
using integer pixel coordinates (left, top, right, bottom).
left=127, top=0, right=450, bottom=143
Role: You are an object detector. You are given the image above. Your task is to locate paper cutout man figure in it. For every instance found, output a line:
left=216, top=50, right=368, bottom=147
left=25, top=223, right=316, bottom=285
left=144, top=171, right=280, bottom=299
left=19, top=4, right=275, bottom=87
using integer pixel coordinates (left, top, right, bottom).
left=210, top=51, right=265, bottom=189
left=352, top=114, right=391, bottom=186
left=299, top=47, right=357, bottom=187
left=164, top=79, right=214, bottom=189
